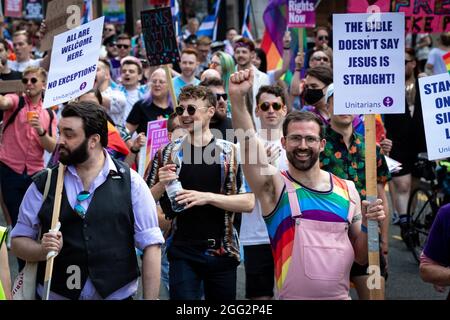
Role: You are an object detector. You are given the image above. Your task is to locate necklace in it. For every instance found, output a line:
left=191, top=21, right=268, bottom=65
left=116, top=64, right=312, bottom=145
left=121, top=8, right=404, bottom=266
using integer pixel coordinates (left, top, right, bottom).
left=405, top=81, right=416, bottom=117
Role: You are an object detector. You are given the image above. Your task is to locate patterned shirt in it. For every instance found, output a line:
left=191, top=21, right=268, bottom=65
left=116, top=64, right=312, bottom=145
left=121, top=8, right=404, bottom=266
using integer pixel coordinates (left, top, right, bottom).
left=320, top=126, right=391, bottom=199
left=147, top=136, right=247, bottom=262
left=264, top=172, right=352, bottom=291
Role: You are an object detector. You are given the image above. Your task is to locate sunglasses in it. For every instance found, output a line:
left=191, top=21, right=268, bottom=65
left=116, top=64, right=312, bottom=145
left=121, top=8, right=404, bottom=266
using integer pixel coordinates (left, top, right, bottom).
left=22, top=77, right=38, bottom=84
left=104, top=28, right=114, bottom=32
left=175, top=105, right=208, bottom=116
left=258, top=101, right=283, bottom=112
left=312, top=56, right=329, bottom=62
left=216, top=93, right=227, bottom=101
left=318, top=36, right=329, bottom=41
left=209, top=61, right=220, bottom=68
left=74, top=191, right=92, bottom=219
left=117, top=44, right=130, bottom=49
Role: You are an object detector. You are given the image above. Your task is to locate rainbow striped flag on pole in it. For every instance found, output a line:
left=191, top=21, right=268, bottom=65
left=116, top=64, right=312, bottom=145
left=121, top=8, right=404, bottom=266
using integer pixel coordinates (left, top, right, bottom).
left=443, top=51, right=450, bottom=75
left=261, top=0, right=303, bottom=84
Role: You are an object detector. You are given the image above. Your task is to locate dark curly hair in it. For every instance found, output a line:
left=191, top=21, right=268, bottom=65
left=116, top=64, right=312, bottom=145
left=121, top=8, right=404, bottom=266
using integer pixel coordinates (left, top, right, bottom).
left=61, top=101, right=108, bottom=147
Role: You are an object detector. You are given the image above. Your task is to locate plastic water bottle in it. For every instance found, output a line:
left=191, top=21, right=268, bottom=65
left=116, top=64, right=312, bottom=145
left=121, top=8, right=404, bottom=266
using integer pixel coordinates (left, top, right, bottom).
left=165, top=179, right=186, bottom=212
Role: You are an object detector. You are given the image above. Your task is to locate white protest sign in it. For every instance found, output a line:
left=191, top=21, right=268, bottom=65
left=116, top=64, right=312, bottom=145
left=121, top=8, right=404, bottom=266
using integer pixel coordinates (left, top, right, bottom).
left=43, top=16, right=104, bottom=108
left=418, top=73, right=450, bottom=161
left=333, top=13, right=405, bottom=115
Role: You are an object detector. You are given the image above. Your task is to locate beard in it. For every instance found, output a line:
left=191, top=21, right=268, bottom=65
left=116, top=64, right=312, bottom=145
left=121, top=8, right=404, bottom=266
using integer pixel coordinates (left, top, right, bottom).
left=58, top=139, right=90, bottom=166
left=286, top=147, right=319, bottom=171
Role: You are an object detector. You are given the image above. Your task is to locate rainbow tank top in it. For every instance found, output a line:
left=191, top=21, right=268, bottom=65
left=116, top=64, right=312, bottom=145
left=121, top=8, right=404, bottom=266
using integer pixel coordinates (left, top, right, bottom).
left=264, top=171, right=352, bottom=291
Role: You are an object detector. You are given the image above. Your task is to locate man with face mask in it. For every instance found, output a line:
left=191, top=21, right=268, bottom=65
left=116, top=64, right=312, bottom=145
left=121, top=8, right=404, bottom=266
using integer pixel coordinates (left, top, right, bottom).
left=301, top=66, right=333, bottom=125
left=11, top=102, right=163, bottom=300
left=229, top=68, right=386, bottom=300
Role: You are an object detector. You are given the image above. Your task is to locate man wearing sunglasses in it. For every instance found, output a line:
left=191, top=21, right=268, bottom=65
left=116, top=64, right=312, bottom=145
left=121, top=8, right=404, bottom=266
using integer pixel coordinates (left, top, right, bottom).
left=199, top=77, right=234, bottom=143
left=11, top=102, right=163, bottom=300
left=0, top=66, right=57, bottom=269
left=229, top=68, right=385, bottom=300
left=147, top=85, right=254, bottom=300
left=116, top=34, right=132, bottom=61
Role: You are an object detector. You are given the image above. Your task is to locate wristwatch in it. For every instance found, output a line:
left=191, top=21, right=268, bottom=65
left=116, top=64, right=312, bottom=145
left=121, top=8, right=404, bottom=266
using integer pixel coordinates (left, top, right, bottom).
left=38, top=129, right=47, bottom=137
left=130, top=147, right=140, bottom=154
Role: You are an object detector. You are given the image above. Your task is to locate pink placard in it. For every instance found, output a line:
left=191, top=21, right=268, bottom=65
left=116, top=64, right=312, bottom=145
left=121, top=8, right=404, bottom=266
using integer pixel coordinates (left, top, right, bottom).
left=145, top=119, right=170, bottom=165
left=287, top=0, right=317, bottom=28
left=4, top=0, right=22, bottom=18
left=347, top=0, right=450, bottom=33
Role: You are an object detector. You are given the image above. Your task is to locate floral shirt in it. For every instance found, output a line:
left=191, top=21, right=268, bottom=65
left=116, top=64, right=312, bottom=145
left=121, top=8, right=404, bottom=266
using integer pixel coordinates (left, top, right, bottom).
left=320, top=126, right=391, bottom=200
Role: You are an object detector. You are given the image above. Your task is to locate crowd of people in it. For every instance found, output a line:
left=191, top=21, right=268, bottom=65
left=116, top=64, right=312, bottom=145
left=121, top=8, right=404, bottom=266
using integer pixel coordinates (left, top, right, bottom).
left=0, top=13, right=449, bottom=300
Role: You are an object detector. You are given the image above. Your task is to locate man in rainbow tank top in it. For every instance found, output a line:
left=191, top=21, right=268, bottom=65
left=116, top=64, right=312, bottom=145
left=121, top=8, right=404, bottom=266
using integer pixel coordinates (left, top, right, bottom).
left=229, top=69, right=386, bottom=300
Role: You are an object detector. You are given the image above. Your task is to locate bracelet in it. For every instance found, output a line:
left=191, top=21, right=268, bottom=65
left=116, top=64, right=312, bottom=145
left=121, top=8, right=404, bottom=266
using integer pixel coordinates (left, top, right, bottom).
left=295, top=68, right=302, bottom=72
left=130, top=147, right=140, bottom=154
left=38, top=129, right=47, bottom=137
left=361, top=224, right=368, bottom=234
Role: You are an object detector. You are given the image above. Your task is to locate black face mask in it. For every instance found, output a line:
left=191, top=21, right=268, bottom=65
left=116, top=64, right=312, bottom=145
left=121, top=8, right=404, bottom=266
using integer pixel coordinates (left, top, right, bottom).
left=303, top=88, right=324, bottom=105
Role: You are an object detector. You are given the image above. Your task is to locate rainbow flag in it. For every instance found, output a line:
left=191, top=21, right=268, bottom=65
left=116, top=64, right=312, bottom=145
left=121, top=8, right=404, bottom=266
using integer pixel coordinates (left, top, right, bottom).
left=261, top=0, right=304, bottom=84
left=443, top=51, right=450, bottom=75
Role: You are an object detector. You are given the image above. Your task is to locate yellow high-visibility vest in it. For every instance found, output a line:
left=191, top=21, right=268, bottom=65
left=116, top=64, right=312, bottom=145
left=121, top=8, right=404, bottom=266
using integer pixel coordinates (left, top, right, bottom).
left=0, top=226, right=7, bottom=300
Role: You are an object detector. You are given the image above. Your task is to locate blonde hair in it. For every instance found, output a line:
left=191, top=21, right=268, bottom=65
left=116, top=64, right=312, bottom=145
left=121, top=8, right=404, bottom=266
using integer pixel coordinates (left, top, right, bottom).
left=23, top=66, right=47, bottom=81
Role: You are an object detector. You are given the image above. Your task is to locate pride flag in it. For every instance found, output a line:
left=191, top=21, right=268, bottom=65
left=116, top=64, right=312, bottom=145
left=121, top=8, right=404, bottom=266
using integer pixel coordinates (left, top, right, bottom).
left=261, top=0, right=304, bottom=84
left=443, top=51, right=450, bottom=75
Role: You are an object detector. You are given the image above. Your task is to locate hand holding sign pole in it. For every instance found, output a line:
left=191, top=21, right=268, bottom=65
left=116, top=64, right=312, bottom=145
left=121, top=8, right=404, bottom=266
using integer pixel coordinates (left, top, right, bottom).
left=287, top=1, right=317, bottom=69
left=333, top=11, right=405, bottom=300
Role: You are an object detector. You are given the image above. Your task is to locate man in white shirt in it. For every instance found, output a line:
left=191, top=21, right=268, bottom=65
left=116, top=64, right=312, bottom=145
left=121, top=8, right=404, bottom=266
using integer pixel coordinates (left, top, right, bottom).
left=94, top=58, right=127, bottom=127
left=7, top=30, right=42, bottom=72
left=233, top=37, right=270, bottom=130
left=117, top=57, right=148, bottom=120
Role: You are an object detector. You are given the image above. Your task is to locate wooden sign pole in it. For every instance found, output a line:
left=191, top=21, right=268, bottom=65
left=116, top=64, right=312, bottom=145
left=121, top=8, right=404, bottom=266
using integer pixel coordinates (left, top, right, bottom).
left=298, top=28, right=304, bottom=54
left=42, top=163, right=66, bottom=300
left=163, top=64, right=178, bottom=109
left=364, top=114, right=384, bottom=300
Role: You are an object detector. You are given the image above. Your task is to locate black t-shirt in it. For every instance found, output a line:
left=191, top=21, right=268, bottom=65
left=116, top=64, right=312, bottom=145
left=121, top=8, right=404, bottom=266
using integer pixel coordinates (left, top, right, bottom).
left=0, top=70, right=22, bottom=81
left=172, top=138, right=225, bottom=242
left=210, top=117, right=235, bottom=143
left=126, top=99, right=173, bottom=134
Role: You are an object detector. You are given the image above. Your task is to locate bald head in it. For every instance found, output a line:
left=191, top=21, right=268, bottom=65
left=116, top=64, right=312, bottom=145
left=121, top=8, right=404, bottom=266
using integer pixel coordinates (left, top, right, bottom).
left=200, top=68, right=221, bottom=82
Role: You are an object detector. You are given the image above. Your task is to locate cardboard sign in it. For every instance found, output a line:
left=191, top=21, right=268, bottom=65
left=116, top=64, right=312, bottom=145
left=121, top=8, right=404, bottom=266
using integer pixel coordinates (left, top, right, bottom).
left=418, top=73, right=450, bottom=161
left=4, top=0, right=22, bottom=18
left=24, top=0, right=43, bottom=20
left=0, top=80, right=24, bottom=93
left=333, top=13, right=405, bottom=115
left=287, top=0, right=317, bottom=28
left=146, top=119, right=169, bottom=164
left=43, top=16, right=104, bottom=108
left=141, top=7, right=180, bottom=66
left=40, top=0, right=84, bottom=52
left=347, top=0, right=450, bottom=33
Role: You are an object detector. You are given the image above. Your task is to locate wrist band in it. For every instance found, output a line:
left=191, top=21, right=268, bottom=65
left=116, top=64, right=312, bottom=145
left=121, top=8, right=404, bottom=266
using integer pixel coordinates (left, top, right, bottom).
left=283, top=46, right=291, bottom=50
left=130, top=147, right=140, bottom=154
left=361, top=224, right=368, bottom=234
